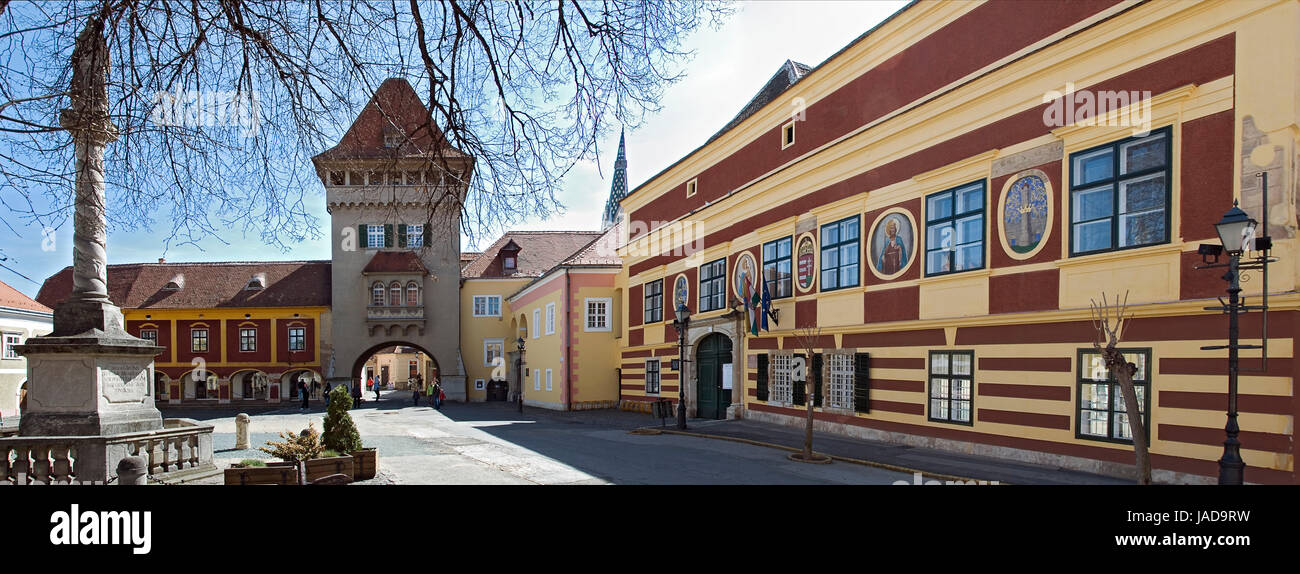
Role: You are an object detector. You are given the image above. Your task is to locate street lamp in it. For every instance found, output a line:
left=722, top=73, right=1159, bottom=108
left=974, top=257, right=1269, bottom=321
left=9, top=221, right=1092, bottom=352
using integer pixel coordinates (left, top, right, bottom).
left=672, top=302, right=690, bottom=430
left=516, top=337, right=526, bottom=414
left=1198, top=181, right=1275, bottom=486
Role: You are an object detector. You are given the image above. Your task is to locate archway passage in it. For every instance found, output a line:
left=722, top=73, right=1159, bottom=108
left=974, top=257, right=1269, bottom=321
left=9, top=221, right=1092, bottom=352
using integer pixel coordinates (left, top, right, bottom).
left=351, top=341, right=441, bottom=403
left=696, top=333, right=733, bottom=420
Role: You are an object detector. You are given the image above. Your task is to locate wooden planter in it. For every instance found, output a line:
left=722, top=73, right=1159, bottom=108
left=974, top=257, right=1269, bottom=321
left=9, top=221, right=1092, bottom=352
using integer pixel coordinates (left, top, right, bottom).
left=304, top=454, right=354, bottom=483
left=350, top=448, right=377, bottom=480
left=224, top=465, right=299, bottom=486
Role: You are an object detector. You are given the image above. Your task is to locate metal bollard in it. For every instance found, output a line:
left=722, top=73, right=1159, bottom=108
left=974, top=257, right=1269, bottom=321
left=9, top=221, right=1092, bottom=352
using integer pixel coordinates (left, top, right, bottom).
left=117, top=456, right=148, bottom=485
left=235, top=413, right=251, bottom=449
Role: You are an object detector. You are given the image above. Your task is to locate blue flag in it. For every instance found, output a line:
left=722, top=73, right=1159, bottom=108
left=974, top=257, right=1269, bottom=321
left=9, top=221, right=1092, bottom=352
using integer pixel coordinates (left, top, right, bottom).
left=760, top=275, right=772, bottom=332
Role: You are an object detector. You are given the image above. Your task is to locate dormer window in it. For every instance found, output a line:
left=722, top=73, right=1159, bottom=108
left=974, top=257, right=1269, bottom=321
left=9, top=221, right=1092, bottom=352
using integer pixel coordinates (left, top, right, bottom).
left=163, top=274, right=184, bottom=291
left=244, top=274, right=266, bottom=291
left=383, top=132, right=402, bottom=148
left=504, top=255, right=517, bottom=270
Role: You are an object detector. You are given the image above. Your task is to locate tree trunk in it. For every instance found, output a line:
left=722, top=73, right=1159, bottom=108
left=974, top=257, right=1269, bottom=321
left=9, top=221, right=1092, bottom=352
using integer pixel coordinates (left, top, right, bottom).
left=804, top=389, right=814, bottom=459
left=1109, top=352, right=1151, bottom=484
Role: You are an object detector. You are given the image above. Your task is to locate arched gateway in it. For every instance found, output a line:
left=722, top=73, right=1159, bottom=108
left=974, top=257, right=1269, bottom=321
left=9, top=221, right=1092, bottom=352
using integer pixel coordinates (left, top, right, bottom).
left=314, top=77, right=472, bottom=401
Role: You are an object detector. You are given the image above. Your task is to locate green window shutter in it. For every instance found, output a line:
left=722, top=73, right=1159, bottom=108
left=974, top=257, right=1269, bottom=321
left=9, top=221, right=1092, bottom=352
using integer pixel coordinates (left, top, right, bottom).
left=813, top=353, right=823, bottom=408
left=384, top=224, right=394, bottom=248
left=358, top=224, right=367, bottom=249
left=792, top=353, right=806, bottom=406
left=756, top=353, right=769, bottom=401
left=398, top=225, right=408, bottom=248
left=854, top=352, right=870, bottom=413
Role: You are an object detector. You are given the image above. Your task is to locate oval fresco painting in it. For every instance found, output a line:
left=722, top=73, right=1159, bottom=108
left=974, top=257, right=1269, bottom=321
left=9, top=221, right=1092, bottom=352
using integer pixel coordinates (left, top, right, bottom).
left=869, top=211, right=915, bottom=278
left=674, top=274, right=689, bottom=309
left=1003, top=174, right=1049, bottom=254
left=796, top=234, right=816, bottom=291
left=733, top=252, right=758, bottom=299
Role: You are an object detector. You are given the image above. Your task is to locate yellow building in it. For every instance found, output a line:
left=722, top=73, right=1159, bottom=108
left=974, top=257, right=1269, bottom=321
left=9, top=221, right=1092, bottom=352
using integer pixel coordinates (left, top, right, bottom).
left=460, top=230, right=614, bottom=405
left=616, top=0, right=1300, bottom=484
left=38, top=261, right=331, bottom=405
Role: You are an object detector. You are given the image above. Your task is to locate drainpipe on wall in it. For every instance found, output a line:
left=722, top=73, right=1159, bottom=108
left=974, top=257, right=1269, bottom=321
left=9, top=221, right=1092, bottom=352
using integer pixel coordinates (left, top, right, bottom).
left=564, top=268, right=572, bottom=411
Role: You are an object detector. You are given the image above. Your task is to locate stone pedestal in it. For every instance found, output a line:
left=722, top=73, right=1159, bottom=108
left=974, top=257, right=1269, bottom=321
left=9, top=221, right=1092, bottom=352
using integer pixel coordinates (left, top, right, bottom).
left=16, top=302, right=164, bottom=437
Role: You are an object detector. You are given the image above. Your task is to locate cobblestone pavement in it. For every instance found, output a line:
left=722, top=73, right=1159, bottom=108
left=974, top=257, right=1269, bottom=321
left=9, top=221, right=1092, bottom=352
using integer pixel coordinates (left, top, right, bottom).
left=168, top=390, right=914, bottom=485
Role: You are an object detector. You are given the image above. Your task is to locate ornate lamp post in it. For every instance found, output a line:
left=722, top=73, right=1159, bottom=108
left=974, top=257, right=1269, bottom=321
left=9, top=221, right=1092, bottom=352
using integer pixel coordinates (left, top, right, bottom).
left=1197, top=179, right=1275, bottom=485
left=672, top=302, right=690, bottom=430
left=516, top=337, right=526, bottom=414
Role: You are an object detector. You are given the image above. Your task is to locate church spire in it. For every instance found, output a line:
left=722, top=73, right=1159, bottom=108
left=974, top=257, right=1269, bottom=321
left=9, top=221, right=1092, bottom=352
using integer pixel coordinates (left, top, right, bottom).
left=601, top=129, right=627, bottom=230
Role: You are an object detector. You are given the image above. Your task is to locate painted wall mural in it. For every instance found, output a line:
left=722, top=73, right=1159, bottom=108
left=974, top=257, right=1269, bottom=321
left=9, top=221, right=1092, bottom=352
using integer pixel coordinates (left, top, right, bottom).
left=998, top=168, right=1054, bottom=259
left=869, top=210, right=915, bottom=278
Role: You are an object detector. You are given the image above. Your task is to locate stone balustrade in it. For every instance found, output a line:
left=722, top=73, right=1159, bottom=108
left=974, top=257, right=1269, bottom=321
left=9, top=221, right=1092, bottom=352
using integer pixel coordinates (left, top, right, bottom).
left=366, top=305, right=425, bottom=321
left=0, top=418, right=214, bottom=485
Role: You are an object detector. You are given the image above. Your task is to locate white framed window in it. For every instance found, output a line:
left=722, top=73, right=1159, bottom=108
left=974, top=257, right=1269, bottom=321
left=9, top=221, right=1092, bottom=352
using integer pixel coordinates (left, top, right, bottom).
left=483, top=338, right=504, bottom=367
left=2, top=333, right=21, bottom=359
left=139, top=329, right=159, bottom=346
left=545, top=369, right=553, bottom=391
left=532, top=309, right=540, bottom=339
left=389, top=282, right=403, bottom=306
left=826, top=353, right=855, bottom=410
left=781, top=119, right=796, bottom=149
left=771, top=353, right=793, bottom=405
left=367, top=225, right=385, bottom=249
left=407, top=224, right=424, bottom=248
left=473, top=295, right=502, bottom=317
left=585, top=298, right=611, bottom=332
left=534, top=369, right=541, bottom=391
left=371, top=282, right=386, bottom=306
left=239, top=328, right=257, bottom=352
left=288, top=327, right=306, bottom=351
left=406, top=282, right=421, bottom=306
left=645, top=359, right=661, bottom=394
left=191, top=328, right=209, bottom=353
left=686, top=178, right=698, bottom=197
left=545, top=303, right=556, bottom=335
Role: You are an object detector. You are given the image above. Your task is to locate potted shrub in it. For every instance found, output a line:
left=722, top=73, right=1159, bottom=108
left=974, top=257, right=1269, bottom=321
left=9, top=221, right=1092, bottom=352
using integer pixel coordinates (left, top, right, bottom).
left=323, top=385, right=377, bottom=480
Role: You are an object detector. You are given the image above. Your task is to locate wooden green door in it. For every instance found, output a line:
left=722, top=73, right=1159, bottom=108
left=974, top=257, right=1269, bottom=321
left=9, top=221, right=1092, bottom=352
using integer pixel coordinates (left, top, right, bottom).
left=696, top=334, right=733, bottom=420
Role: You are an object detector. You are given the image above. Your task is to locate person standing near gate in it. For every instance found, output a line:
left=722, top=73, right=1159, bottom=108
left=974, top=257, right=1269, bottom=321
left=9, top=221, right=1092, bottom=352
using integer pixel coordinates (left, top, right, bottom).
left=298, top=380, right=309, bottom=411
left=410, top=374, right=422, bottom=405
left=425, top=378, right=435, bottom=407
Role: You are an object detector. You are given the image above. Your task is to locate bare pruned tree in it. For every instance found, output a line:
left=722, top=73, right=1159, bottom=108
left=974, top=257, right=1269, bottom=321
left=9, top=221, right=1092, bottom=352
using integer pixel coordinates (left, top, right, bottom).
left=0, top=0, right=731, bottom=260
left=1089, top=291, right=1151, bottom=484
left=790, top=324, right=829, bottom=463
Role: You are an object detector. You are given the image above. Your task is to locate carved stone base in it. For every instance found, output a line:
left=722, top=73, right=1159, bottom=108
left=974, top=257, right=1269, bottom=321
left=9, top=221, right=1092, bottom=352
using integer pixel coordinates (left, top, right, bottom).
left=52, top=298, right=127, bottom=337
left=16, top=332, right=164, bottom=437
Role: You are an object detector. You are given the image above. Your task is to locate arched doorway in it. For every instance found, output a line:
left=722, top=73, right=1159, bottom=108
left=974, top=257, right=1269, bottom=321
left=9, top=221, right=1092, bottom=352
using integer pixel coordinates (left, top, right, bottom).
left=696, top=333, right=733, bottom=419
left=281, top=369, right=321, bottom=400
left=350, top=341, right=441, bottom=401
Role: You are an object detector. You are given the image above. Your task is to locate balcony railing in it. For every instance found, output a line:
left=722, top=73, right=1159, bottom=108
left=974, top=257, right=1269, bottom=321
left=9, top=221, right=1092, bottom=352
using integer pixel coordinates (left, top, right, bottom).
left=367, top=305, right=425, bottom=321
left=0, top=418, right=214, bottom=485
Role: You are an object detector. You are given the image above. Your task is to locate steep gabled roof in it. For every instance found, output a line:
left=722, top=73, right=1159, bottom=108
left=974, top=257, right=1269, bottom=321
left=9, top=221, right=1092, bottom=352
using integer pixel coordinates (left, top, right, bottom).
left=0, top=279, right=52, bottom=314
left=36, top=261, right=332, bottom=310
left=460, top=231, right=602, bottom=279
left=313, top=77, right=468, bottom=162
left=362, top=251, right=429, bottom=274
left=707, top=59, right=812, bottom=144
left=562, top=220, right=623, bottom=267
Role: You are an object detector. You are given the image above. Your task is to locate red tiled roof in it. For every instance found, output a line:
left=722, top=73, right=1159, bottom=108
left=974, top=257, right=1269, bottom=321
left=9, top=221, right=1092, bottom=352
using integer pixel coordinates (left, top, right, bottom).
left=460, top=252, right=481, bottom=262
left=36, top=261, right=332, bottom=310
left=363, top=251, right=428, bottom=274
left=0, top=279, right=52, bottom=314
left=562, top=221, right=623, bottom=267
left=460, top=231, right=602, bottom=279
left=313, top=77, right=468, bottom=162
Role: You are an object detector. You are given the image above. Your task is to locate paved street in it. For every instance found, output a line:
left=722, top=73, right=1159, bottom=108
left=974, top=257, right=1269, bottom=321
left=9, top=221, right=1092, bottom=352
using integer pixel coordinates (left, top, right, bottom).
left=169, top=390, right=915, bottom=485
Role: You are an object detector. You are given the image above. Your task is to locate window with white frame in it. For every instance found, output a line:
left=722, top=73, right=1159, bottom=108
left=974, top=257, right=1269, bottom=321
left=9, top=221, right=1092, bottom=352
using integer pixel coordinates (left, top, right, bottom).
left=532, top=309, right=540, bottom=338
left=389, top=282, right=402, bottom=306
left=371, top=282, right=386, bottom=306
left=139, top=329, right=158, bottom=346
left=191, top=328, right=209, bottom=353
left=483, top=339, right=504, bottom=367
left=406, top=282, right=420, bottom=306
left=826, top=353, right=855, bottom=410
left=3, top=333, right=21, bottom=359
left=407, top=224, right=424, bottom=248
left=288, top=327, right=306, bottom=351
left=585, top=298, right=611, bottom=331
left=770, top=353, right=793, bottom=404
left=545, top=303, right=556, bottom=335
left=545, top=369, right=553, bottom=391
left=473, top=295, right=502, bottom=317
left=239, top=328, right=256, bottom=352
left=534, top=369, right=541, bottom=391
left=645, top=359, right=660, bottom=394
left=367, top=225, right=385, bottom=249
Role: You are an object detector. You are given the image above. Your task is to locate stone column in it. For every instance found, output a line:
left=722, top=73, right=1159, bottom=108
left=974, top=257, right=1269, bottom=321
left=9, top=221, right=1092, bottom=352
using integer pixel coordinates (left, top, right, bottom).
left=16, top=20, right=163, bottom=437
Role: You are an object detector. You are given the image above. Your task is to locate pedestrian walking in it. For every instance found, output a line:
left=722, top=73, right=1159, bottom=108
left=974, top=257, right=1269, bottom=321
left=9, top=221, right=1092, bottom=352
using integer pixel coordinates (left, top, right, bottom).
left=411, top=374, right=421, bottom=405
left=324, top=382, right=332, bottom=407
left=298, top=380, right=309, bottom=410
left=434, top=381, right=445, bottom=410
left=425, top=378, right=435, bottom=407
left=374, top=377, right=382, bottom=402
left=351, top=381, right=362, bottom=408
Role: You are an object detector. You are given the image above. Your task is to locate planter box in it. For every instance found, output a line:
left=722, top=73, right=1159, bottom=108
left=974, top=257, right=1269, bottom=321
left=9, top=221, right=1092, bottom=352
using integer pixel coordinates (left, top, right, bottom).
left=304, top=454, right=353, bottom=483
left=350, top=448, right=377, bottom=480
left=224, top=466, right=299, bottom=486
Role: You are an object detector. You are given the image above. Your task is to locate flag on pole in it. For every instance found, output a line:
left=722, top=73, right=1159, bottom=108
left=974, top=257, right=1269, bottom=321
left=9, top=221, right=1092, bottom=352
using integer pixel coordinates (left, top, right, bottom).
left=760, top=273, right=772, bottom=332
left=749, top=274, right=761, bottom=337
left=740, top=271, right=752, bottom=336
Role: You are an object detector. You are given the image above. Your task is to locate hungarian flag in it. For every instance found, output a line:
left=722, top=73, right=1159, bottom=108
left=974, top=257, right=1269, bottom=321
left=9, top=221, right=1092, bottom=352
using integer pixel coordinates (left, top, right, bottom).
left=750, top=275, right=762, bottom=336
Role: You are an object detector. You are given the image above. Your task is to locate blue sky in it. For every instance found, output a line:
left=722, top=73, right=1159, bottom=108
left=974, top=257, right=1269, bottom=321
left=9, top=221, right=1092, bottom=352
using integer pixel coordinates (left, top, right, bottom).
left=1, top=1, right=907, bottom=298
